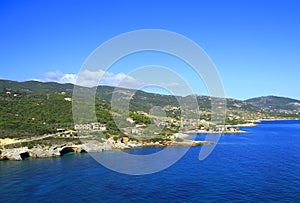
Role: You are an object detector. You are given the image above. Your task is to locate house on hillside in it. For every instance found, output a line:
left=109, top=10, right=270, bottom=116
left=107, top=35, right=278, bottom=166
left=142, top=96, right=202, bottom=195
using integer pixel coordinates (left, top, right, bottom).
left=74, top=123, right=92, bottom=131
left=132, top=128, right=141, bottom=135
left=63, top=130, right=77, bottom=137
left=64, top=97, right=72, bottom=101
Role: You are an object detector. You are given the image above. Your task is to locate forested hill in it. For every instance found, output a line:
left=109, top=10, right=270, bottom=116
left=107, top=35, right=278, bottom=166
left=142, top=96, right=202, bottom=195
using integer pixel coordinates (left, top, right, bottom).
left=0, top=79, right=74, bottom=94
left=0, top=79, right=299, bottom=138
left=246, top=96, right=300, bottom=112
left=1, top=79, right=299, bottom=113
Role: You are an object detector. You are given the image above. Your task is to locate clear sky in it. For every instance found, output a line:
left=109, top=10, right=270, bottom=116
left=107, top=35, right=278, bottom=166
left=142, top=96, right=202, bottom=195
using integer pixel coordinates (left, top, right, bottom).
left=0, top=0, right=300, bottom=100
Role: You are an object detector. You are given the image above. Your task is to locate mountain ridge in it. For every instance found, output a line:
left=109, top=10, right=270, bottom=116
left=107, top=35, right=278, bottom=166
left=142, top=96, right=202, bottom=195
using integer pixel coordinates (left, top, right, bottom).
left=1, top=79, right=300, bottom=119
left=1, top=79, right=299, bottom=103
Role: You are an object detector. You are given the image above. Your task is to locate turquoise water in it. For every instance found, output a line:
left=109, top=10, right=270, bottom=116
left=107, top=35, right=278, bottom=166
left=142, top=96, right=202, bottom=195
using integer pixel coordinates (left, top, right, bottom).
left=0, top=120, right=299, bottom=202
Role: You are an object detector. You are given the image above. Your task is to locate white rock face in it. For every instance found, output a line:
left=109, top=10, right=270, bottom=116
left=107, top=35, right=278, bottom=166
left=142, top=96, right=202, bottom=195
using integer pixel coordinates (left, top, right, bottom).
left=79, top=141, right=112, bottom=152
left=0, top=141, right=112, bottom=161
left=0, top=147, right=29, bottom=160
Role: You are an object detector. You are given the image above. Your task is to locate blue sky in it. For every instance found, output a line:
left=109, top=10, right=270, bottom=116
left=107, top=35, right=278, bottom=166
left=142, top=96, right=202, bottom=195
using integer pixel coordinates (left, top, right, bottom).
left=0, top=0, right=300, bottom=100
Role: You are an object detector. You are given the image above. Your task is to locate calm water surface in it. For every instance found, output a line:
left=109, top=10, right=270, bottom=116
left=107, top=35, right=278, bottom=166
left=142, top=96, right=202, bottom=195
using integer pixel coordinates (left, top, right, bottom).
left=0, top=120, right=299, bottom=202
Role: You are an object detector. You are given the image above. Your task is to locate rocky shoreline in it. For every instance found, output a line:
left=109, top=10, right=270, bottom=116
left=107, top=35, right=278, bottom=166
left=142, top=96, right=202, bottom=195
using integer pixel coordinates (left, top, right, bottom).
left=1, top=124, right=263, bottom=161
left=0, top=141, right=112, bottom=161
left=0, top=137, right=215, bottom=161
left=184, top=129, right=248, bottom=134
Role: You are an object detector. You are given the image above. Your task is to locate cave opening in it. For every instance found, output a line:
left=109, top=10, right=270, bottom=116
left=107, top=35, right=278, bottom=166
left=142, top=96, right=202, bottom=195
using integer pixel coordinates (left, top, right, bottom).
left=20, top=152, right=30, bottom=160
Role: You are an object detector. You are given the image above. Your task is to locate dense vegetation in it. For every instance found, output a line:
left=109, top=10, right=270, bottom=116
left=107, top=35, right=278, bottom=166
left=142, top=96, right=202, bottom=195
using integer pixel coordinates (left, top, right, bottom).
left=0, top=89, right=125, bottom=138
left=0, top=79, right=299, bottom=139
left=0, top=91, right=73, bottom=138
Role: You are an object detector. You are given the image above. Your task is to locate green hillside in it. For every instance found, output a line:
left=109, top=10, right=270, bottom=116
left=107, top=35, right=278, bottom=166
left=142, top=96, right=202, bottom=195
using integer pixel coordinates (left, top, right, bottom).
left=0, top=79, right=299, bottom=139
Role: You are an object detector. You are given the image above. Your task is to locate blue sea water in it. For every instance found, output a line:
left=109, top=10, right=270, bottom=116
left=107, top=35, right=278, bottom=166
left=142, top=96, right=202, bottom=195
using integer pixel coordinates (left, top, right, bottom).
left=0, top=120, right=299, bottom=202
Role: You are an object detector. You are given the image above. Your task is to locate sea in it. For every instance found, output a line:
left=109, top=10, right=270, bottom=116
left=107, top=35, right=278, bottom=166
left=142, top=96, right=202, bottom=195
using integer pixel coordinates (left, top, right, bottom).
left=0, top=120, right=299, bottom=202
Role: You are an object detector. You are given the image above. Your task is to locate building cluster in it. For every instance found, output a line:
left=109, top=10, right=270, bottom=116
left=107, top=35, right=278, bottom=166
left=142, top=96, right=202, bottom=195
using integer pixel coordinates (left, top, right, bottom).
left=55, top=122, right=107, bottom=138
left=6, top=91, right=18, bottom=97
left=74, top=122, right=106, bottom=131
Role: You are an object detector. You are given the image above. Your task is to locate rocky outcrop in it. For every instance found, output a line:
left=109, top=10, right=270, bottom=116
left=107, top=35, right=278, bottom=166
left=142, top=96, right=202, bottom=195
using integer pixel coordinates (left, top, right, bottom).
left=174, top=140, right=216, bottom=146
left=0, top=147, right=29, bottom=160
left=59, top=147, right=86, bottom=156
left=0, top=138, right=215, bottom=161
left=0, top=140, right=112, bottom=161
left=108, top=136, right=215, bottom=150
left=121, top=137, right=129, bottom=144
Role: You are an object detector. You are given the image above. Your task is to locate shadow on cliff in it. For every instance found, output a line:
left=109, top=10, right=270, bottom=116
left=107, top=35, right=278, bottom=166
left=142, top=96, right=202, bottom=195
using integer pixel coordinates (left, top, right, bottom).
left=59, top=147, right=87, bottom=156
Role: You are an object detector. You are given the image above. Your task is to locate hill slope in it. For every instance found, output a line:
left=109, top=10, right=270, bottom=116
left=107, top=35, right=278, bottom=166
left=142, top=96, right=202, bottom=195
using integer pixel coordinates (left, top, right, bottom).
left=246, top=96, right=300, bottom=113
left=0, top=79, right=299, bottom=138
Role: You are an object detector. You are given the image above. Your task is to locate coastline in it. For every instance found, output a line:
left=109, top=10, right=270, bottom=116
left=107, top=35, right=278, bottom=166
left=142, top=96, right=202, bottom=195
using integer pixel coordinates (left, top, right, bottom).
left=0, top=124, right=254, bottom=161
left=2, top=119, right=299, bottom=161
left=0, top=137, right=216, bottom=161
left=258, top=118, right=300, bottom=122
left=185, top=129, right=248, bottom=134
